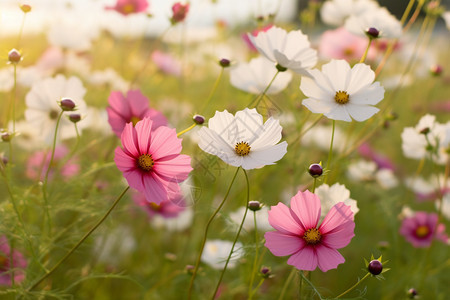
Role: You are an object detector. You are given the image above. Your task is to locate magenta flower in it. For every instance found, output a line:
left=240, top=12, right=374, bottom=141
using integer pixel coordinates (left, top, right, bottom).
left=0, top=236, right=27, bottom=286
left=106, top=90, right=168, bottom=137
left=264, top=190, right=355, bottom=272
left=105, top=0, right=149, bottom=15
left=26, top=145, right=80, bottom=181
left=171, top=2, right=190, bottom=24
left=133, top=190, right=186, bottom=218
left=399, top=211, right=448, bottom=247
left=114, top=117, right=192, bottom=204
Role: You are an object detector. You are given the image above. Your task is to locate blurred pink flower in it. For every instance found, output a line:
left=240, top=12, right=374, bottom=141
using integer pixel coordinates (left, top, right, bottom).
left=26, top=145, right=80, bottom=181
left=319, top=27, right=374, bottom=61
left=242, top=24, right=273, bottom=52
left=0, top=236, right=27, bottom=286
left=114, top=117, right=192, bottom=204
left=151, top=51, right=182, bottom=77
left=264, top=190, right=355, bottom=272
left=171, top=2, right=190, bottom=24
left=358, top=143, right=395, bottom=170
left=105, top=0, right=149, bottom=15
left=107, top=89, right=168, bottom=137
left=133, top=190, right=186, bottom=218
left=399, top=211, right=448, bottom=247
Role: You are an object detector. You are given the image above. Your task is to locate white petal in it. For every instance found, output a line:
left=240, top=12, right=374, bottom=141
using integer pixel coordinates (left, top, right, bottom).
left=234, top=108, right=264, bottom=143
left=244, top=141, right=288, bottom=169
left=325, top=104, right=352, bottom=122
left=208, top=110, right=238, bottom=146
left=302, top=98, right=333, bottom=114
left=346, top=104, right=379, bottom=121
left=251, top=117, right=283, bottom=149
left=300, top=76, right=331, bottom=101
left=321, top=59, right=351, bottom=91
left=350, top=82, right=384, bottom=105
left=346, top=63, right=375, bottom=95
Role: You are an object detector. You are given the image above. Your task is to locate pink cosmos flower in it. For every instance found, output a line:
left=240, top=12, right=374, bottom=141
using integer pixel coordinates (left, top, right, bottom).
left=171, top=2, right=190, bottom=24
left=105, top=0, right=149, bottom=15
left=26, top=145, right=80, bottom=181
left=399, top=211, right=448, bottom=247
left=106, top=90, right=168, bottom=137
left=358, top=143, right=395, bottom=170
left=242, top=24, right=273, bottom=52
left=264, top=190, right=355, bottom=272
left=133, top=190, right=186, bottom=218
left=114, top=117, right=192, bottom=204
left=0, top=236, right=27, bottom=286
left=151, top=50, right=182, bottom=77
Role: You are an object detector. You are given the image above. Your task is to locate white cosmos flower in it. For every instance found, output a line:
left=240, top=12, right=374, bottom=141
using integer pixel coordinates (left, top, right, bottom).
left=320, top=0, right=379, bottom=27
left=197, top=108, right=288, bottom=170
left=228, top=206, right=272, bottom=232
left=24, top=75, right=87, bottom=145
left=230, top=56, right=292, bottom=94
left=443, top=12, right=450, bottom=30
left=201, top=240, right=243, bottom=269
left=347, top=159, right=377, bottom=182
left=248, top=26, right=318, bottom=76
left=401, top=115, right=449, bottom=165
left=345, top=7, right=402, bottom=39
left=315, top=183, right=359, bottom=218
left=301, top=59, right=384, bottom=122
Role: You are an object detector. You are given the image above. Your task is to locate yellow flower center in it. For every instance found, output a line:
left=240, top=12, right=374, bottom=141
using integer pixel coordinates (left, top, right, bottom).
left=138, top=154, right=154, bottom=171
left=303, top=228, right=322, bottom=245
left=334, top=90, right=350, bottom=105
left=130, top=116, right=140, bottom=126
left=122, top=4, right=135, bottom=14
left=415, top=225, right=429, bottom=238
left=148, top=202, right=161, bottom=211
left=235, top=141, right=251, bottom=156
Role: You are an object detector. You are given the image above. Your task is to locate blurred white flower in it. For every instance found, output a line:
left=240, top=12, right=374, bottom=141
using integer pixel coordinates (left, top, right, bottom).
left=94, top=226, right=136, bottom=265
left=401, top=115, right=449, bottom=165
left=320, top=0, right=379, bottom=27
left=230, top=56, right=292, bottom=95
left=439, top=193, right=450, bottom=220
left=7, top=120, right=43, bottom=151
left=315, top=183, right=359, bottom=218
left=347, top=159, right=377, bottom=182
left=228, top=206, right=272, bottom=232
left=151, top=207, right=193, bottom=232
left=0, top=68, right=14, bottom=92
left=345, top=7, right=402, bottom=39
left=375, top=168, right=398, bottom=190
left=442, top=12, right=450, bottom=30
left=201, top=239, right=243, bottom=269
left=24, top=75, right=87, bottom=145
left=301, top=59, right=384, bottom=122
left=83, top=107, right=113, bottom=136
left=87, top=68, right=130, bottom=92
left=248, top=26, right=317, bottom=75
left=301, top=122, right=348, bottom=153
left=198, top=108, right=288, bottom=170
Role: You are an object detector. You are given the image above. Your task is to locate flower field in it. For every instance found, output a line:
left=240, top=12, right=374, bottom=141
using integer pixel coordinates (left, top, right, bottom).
left=0, top=0, right=449, bottom=299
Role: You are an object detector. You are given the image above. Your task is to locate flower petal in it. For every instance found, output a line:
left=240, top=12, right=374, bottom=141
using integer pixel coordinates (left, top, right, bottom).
left=287, top=246, right=318, bottom=271
left=321, top=59, right=351, bottom=91
left=153, top=154, right=192, bottom=182
left=120, top=122, right=139, bottom=157
left=350, top=82, right=384, bottom=105
left=244, top=142, right=287, bottom=169
left=290, top=190, right=321, bottom=230
left=251, top=117, right=283, bottom=149
left=319, top=202, right=355, bottom=249
left=346, top=104, right=379, bottom=122
left=264, top=231, right=306, bottom=256
left=149, top=126, right=181, bottom=160
left=315, top=245, right=345, bottom=272
left=267, top=202, right=303, bottom=235
left=134, top=117, right=153, bottom=154
left=114, top=147, right=136, bottom=172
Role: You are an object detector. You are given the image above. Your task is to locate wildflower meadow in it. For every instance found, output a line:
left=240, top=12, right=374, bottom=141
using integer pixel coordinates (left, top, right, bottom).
left=1, top=0, right=450, bottom=299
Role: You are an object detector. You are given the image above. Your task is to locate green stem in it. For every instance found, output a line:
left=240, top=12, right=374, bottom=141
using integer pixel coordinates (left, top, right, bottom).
left=299, top=271, right=323, bottom=299
left=335, top=272, right=370, bottom=298
left=16, top=13, right=27, bottom=47
left=324, top=120, right=335, bottom=184
left=26, top=186, right=130, bottom=292
left=187, top=167, right=240, bottom=299
left=12, top=64, right=17, bottom=134
left=250, top=70, right=280, bottom=109
left=211, top=169, right=250, bottom=299
left=359, top=38, right=372, bottom=64
left=202, top=67, right=224, bottom=114
left=278, top=268, right=296, bottom=300
left=249, top=278, right=265, bottom=298
left=177, top=123, right=197, bottom=137
left=248, top=211, right=259, bottom=299
left=312, top=178, right=317, bottom=193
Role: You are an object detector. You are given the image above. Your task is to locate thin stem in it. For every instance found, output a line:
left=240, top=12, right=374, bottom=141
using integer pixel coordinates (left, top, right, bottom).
left=12, top=64, right=17, bottom=134
left=211, top=169, right=250, bottom=299
left=249, top=70, right=280, bottom=109
left=187, top=167, right=240, bottom=299
left=249, top=278, right=265, bottom=298
left=400, top=0, right=416, bottom=25
left=298, top=270, right=303, bottom=299
left=335, top=272, right=370, bottom=298
left=16, top=13, right=27, bottom=47
left=202, top=67, right=224, bottom=115
left=312, top=178, right=317, bottom=193
left=299, top=271, right=323, bottom=300
left=324, top=120, right=335, bottom=184
left=26, top=186, right=130, bottom=292
left=248, top=211, right=259, bottom=299
left=177, top=123, right=197, bottom=137
left=359, top=38, right=372, bottom=64
left=278, top=268, right=296, bottom=300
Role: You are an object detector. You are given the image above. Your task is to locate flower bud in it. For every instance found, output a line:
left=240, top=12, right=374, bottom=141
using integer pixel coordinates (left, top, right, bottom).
left=193, top=114, right=205, bottom=125
left=419, top=127, right=430, bottom=135
left=366, top=27, right=380, bottom=39
left=368, top=259, right=383, bottom=275
left=407, top=288, right=418, bottom=299
left=260, top=266, right=273, bottom=279
left=171, top=2, right=189, bottom=24
left=1, top=132, right=12, bottom=142
left=1, top=156, right=8, bottom=166
left=308, top=163, right=323, bottom=178
left=185, top=264, right=195, bottom=274
left=275, top=63, right=287, bottom=72
left=59, top=98, right=76, bottom=111
left=430, top=64, right=443, bottom=76
left=248, top=200, right=262, bottom=211
left=219, top=58, right=231, bottom=68
left=8, top=49, right=22, bottom=64
left=20, top=4, right=32, bottom=13
left=69, top=114, right=81, bottom=123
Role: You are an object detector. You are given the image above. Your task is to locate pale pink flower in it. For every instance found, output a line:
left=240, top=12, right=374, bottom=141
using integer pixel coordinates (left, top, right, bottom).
left=26, top=145, right=80, bottom=181
left=399, top=211, right=448, bottom=247
left=106, top=90, right=168, bottom=137
left=264, top=190, right=355, bottom=272
left=114, top=117, right=192, bottom=204
left=105, top=0, right=149, bottom=15
left=133, top=190, right=186, bottom=218
left=0, top=236, right=27, bottom=286
left=242, top=24, right=273, bottom=52
left=171, top=2, right=190, bottom=24
left=151, top=51, right=182, bottom=77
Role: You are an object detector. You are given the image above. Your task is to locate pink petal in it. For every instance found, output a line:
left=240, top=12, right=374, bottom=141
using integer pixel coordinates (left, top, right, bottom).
left=268, top=202, right=303, bottom=235
left=127, top=90, right=149, bottom=117
left=315, top=245, right=345, bottom=272
left=114, top=147, right=136, bottom=172
left=120, top=122, right=139, bottom=157
left=290, top=190, right=321, bottom=230
left=153, top=154, right=192, bottom=182
left=319, top=202, right=354, bottom=235
left=287, top=246, right=318, bottom=271
left=149, top=126, right=181, bottom=160
left=145, top=108, right=168, bottom=128
left=134, top=117, right=153, bottom=154
left=107, top=107, right=128, bottom=137
left=123, top=170, right=145, bottom=192
left=142, top=173, right=170, bottom=205
left=108, top=91, right=131, bottom=119
left=264, top=231, right=305, bottom=256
